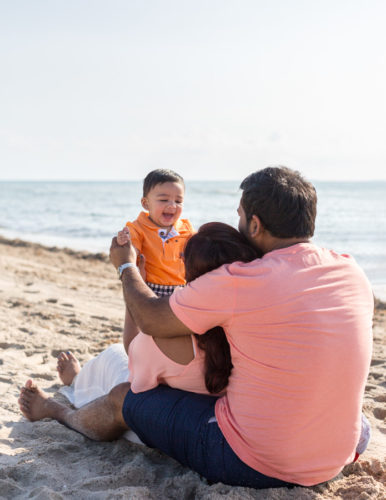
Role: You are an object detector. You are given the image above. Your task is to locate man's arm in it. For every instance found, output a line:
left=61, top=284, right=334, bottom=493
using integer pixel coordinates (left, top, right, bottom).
left=110, top=236, right=193, bottom=338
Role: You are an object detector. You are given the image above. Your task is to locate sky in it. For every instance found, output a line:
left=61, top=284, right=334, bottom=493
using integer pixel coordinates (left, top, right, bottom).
left=1, top=0, right=385, bottom=181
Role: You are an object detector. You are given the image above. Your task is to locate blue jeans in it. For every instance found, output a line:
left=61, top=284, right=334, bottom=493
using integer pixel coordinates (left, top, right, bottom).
left=122, top=385, right=294, bottom=489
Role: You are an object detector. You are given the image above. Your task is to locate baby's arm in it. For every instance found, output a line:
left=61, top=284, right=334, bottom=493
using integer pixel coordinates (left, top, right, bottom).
left=117, top=226, right=130, bottom=246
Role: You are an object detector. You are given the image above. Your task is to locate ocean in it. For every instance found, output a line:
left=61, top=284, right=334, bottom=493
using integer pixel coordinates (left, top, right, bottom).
left=1, top=180, right=385, bottom=300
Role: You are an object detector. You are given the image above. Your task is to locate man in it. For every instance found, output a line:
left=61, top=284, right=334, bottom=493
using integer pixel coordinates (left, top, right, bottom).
left=19, top=166, right=373, bottom=489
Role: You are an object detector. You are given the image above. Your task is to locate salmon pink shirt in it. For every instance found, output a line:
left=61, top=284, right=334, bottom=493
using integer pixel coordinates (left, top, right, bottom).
left=169, top=243, right=373, bottom=486
left=128, top=333, right=210, bottom=395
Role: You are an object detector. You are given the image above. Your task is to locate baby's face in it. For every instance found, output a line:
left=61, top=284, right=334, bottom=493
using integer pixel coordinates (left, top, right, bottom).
left=141, top=181, right=184, bottom=229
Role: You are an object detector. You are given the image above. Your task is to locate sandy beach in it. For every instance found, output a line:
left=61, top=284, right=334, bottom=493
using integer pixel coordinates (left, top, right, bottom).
left=0, top=236, right=385, bottom=499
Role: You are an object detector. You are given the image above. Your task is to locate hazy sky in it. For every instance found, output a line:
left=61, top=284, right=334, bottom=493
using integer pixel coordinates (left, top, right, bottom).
left=1, top=0, right=385, bottom=181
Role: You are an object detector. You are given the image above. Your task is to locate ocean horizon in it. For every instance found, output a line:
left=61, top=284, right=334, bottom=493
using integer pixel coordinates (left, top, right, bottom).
left=1, top=180, right=385, bottom=300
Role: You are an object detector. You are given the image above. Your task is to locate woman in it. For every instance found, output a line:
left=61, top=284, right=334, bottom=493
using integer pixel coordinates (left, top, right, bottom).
left=57, top=222, right=260, bottom=417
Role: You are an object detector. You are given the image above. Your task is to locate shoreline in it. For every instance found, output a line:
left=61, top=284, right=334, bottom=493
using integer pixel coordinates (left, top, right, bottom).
left=0, top=237, right=385, bottom=498
left=2, top=232, right=386, bottom=302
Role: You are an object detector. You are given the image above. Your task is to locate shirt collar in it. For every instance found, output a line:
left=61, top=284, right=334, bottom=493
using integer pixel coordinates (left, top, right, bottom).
left=137, top=211, right=181, bottom=237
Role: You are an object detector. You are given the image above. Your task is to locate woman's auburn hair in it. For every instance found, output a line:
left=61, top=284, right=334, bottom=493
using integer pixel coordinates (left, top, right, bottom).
left=183, top=222, right=260, bottom=394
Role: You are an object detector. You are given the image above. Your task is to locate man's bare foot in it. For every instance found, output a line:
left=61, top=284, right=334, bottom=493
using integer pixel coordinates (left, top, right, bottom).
left=57, top=351, right=81, bottom=386
left=18, top=379, right=54, bottom=421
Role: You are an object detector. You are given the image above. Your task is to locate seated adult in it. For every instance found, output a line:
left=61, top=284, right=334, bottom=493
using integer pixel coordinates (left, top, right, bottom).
left=18, top=166, right=373, bottom=490
left=56, top=223, right=259, bottom=411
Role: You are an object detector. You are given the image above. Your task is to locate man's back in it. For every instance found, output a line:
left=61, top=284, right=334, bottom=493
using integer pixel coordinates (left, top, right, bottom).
left=170, top=243, right=374, bottom=485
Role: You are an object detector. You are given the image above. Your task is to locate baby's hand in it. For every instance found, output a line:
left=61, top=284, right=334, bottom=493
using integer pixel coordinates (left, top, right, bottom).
left=117, top=226, right=130, bottom=246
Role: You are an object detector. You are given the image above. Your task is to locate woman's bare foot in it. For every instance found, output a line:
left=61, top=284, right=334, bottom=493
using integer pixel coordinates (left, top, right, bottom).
left=57, top=351, right=81, bottom=385
left=18, top=379, right=56, bottom=421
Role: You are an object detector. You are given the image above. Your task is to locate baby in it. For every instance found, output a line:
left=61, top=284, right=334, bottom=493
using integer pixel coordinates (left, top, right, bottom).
left=117, top=169, right=194, bottom=351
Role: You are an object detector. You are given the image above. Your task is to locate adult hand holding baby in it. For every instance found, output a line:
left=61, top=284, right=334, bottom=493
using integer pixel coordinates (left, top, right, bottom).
left=110, top=231, right=137, bottom=270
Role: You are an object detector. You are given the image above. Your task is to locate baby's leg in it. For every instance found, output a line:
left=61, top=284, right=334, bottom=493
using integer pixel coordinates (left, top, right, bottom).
left=123, top=307, right=140, bottom=353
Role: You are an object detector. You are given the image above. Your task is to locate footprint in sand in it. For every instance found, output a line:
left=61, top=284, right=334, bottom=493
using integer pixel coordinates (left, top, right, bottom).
left=29, top=311, right=54, bottom=320
left=102, top=324, right=121, bottom=332
left=369, top=371, right=383, bottom=380
left=58, top=329, right=72, bottom=336
left=0, top=342, right=24, bottom=350
left=373, top=407, right=386, bottom=421
left=30, top=373, right=56, bottom=381
left=370, top=358, right=385, bottom=367
left=0, top=480, right=23, bottom=498
left=42, top=442, right=83, bottom=457
left=7, top=299, right=30, bottom=308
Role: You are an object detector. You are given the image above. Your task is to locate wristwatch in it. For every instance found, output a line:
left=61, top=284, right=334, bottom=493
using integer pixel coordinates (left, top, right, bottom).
left=118, top=262, right=137, bottom=280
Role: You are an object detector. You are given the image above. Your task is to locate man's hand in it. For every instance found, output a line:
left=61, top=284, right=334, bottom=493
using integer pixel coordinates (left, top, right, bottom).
left=110, top=235, right=137, bottom=269
left=110, top=234, right=193, bottom=339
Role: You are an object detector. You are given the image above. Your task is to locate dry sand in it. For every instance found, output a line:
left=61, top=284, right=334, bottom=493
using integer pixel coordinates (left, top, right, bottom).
left=0, top=235, right=385, bottom=499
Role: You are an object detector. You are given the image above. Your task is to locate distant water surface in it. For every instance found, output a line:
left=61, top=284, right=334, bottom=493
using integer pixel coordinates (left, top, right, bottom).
left=0, top=180, right=385, bottom=299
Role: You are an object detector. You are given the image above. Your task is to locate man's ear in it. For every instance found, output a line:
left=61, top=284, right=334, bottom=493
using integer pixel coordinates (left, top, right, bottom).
left=141, top=197, right=149, bottom=210
left=249, top=215, right=263, bottom=238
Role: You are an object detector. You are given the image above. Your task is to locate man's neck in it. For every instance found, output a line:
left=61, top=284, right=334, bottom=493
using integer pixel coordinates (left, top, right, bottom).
left=261, top=236, right=311, bottom=254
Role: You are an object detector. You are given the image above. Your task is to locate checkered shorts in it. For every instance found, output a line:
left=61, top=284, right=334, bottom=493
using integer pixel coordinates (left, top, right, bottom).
left=146, top=282, right=180, bottom=297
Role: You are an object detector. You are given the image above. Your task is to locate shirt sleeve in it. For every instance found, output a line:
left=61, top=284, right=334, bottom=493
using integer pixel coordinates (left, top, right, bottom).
left=128, top=334, right=170, bottom=393
left=169, top=265, right=236, bottom=334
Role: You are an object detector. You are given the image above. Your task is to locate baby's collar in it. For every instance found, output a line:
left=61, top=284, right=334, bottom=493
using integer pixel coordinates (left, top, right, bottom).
left=158, top=226, right=179, bottom=241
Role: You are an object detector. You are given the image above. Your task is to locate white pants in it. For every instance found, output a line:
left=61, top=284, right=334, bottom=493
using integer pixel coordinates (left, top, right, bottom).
left=60, top=343, right=142, bottom=444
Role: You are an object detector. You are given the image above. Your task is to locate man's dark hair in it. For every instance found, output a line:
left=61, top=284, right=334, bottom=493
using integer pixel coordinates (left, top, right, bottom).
left=240, top=166, right=317, bottom=238
left=143, top=169, right=185, bottom=197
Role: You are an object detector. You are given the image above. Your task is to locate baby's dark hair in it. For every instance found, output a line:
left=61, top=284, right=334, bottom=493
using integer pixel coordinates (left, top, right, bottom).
left=184, top=222, right=260, bottom=394
left=143, top=169, right=185, bottom=197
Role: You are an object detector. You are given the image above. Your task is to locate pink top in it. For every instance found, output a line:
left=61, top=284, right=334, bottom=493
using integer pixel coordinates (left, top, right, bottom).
left=170, top=243, right=373, bottom=486
left=128, top=333, right=209, bottom=395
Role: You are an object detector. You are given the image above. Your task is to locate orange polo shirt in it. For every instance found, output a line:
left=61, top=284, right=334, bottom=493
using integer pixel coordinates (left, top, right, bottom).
left=125, top=211, right=194, bottom=286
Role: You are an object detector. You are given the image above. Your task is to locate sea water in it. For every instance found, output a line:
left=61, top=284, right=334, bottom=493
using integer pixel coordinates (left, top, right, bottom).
left=0, top=180, right=385, bottom=300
